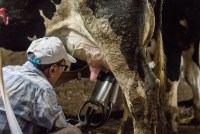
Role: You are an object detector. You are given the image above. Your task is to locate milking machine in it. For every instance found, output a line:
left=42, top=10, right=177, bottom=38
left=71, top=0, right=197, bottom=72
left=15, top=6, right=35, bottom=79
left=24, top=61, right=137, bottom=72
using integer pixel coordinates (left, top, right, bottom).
left=67, top=71, right=120, bottom=133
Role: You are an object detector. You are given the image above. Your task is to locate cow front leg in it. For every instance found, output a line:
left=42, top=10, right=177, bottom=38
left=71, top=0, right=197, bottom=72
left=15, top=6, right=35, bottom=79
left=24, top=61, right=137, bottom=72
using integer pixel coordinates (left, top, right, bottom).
left=182, top=44, right=200, bottom=122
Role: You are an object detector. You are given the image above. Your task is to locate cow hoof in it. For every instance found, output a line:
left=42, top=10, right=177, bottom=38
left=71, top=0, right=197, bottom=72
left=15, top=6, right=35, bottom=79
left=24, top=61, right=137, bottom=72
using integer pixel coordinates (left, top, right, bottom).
left=188, top=118, right=200, bottom=125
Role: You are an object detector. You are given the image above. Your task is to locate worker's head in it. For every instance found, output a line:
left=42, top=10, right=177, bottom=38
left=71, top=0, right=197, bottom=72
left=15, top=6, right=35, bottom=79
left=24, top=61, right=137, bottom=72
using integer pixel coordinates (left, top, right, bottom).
left=27, top=36, right=76, bottom=84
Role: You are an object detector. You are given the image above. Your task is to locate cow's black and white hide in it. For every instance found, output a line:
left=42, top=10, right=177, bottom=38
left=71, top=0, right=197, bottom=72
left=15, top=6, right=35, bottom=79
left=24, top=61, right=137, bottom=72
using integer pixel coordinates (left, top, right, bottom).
left=147, top=0, right=200, bottom=133
left=0, top=0, right=62, bottom=51
left=0, top=0, right=165, bottom=133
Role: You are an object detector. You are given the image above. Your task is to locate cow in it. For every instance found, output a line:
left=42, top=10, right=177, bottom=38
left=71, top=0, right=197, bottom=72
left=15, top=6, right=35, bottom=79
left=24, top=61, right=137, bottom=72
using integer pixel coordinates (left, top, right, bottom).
left=147, top=0, right=200, bottom=133
left=0, top=0, right=165, bottom=133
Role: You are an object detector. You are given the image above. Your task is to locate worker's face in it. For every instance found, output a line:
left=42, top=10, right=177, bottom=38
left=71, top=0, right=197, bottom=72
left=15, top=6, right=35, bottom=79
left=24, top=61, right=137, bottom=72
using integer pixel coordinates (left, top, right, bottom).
left=47, top=60, right=67, bottom=85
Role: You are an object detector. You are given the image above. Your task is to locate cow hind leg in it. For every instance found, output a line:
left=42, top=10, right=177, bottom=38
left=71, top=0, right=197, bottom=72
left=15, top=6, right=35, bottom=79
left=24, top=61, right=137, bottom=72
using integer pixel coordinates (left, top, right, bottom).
left=165, top=49, right=182, bottom=133
left=166, top=79, right=180, bottom=133
left=182, top=44, right=200, bottom=122
left=118, top=100, right=133, bottom=134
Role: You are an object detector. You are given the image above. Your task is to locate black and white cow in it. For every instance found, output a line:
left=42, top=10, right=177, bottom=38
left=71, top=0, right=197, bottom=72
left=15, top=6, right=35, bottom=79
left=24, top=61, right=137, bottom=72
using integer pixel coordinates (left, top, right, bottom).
left=0, top=0, right=62, bottom=51
left=147, top=0, right=200, bottom=133
left=163, top=0, right=200, bottom=133
left=0, top=0, right=165, bottom=133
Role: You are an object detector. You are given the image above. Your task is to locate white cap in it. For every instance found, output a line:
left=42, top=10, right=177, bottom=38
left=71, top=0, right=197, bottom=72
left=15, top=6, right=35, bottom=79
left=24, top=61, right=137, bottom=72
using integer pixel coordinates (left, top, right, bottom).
left=27, top=36, right=76, bottom=65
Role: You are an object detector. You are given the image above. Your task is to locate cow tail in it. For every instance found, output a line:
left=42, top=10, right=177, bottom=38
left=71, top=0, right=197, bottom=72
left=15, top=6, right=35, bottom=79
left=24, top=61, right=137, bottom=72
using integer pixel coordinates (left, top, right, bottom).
left=153, top=30, right=166, bottom=90
left=153, top=0, right=166, bottom=90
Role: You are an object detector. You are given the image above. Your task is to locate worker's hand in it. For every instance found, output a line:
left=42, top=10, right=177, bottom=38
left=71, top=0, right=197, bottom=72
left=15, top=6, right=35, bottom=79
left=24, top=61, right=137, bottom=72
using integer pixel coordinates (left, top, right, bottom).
left=49, top=127, right=83, bottom=134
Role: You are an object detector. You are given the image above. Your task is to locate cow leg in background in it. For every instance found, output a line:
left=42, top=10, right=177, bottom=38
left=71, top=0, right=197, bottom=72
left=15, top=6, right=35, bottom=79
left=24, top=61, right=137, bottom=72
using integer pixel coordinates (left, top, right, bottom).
left=166, top=80, right=180, bottom=132
left=165, top=48, right=182, bottom=133
left=182, top=44, right=200, bottom=122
